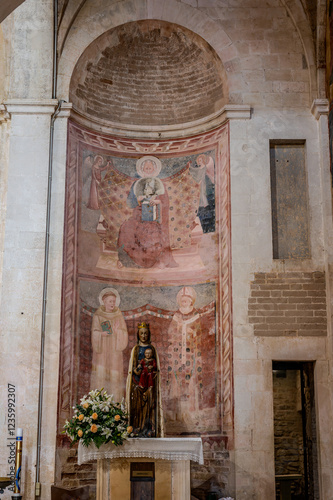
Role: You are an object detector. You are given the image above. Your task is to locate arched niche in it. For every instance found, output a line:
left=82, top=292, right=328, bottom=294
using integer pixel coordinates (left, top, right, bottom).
left=57, top=0, right=231, bottom=102
left=58, top=0, right=315, bottom=109
left=56, top=17, right=234, bottom=492
left=69, top=20, right=228, bottom=131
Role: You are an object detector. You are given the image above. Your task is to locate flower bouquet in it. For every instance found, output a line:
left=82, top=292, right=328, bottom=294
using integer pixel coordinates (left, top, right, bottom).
left=63, top=389, right=132, bottom=448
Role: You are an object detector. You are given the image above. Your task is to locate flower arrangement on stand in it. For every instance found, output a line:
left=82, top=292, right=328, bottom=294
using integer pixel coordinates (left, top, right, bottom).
left=63, top=389, right=133, bottom=448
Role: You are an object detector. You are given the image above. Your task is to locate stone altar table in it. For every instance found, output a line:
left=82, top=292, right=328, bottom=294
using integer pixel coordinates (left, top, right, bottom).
left=78, top=437, right=203, bottom=500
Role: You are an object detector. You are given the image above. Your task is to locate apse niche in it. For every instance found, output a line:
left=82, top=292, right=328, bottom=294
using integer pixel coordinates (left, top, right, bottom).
left=57, top=19, right=232, bottom=494
left=69, top=20, right=228, bottom=128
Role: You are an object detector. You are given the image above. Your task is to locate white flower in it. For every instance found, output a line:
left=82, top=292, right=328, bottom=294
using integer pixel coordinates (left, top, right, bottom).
left=88, top=389, right=99, bottom=398
left=99, top=402, right=110, bottom=412
left=101, top=428, right=113, bottom=439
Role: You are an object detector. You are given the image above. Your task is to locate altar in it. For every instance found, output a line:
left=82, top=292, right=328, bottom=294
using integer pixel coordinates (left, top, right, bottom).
left=78, top=437, right=203, bottom=500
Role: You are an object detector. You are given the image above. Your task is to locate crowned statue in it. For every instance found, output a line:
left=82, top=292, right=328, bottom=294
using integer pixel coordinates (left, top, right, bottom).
left=126, top=322, right=164, bottom=437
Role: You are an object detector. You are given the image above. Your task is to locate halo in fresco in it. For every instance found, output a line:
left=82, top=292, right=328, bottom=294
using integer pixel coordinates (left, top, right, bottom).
left=136, top=156, right=162, bottom=178
left=98, top=287, right=121, bottom=307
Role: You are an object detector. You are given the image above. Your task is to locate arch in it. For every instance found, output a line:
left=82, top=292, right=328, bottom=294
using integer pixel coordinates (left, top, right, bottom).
left=0, top=0, right=25, bottom=23
left=280, top=0, right=318, bottom=99
left=58, top=0, right=88, bottom=56
left=69, top=20, right=228, bottom=128
left=58, top=0, right=317, bottom=110
left=0, top=25, right=6, bottom=102
left=317, top=0, right=327, bottom=97
left=57, top=0, right=232, bottom=101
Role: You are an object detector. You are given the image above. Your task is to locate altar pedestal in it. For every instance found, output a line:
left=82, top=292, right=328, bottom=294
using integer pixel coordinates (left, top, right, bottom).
left=78, top=438, right=203, bottom=500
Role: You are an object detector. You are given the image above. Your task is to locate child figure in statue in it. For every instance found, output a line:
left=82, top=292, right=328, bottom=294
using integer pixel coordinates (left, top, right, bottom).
left=126, top=322, right=164, bottom=437
left=134, top=347, right=157, bottom=389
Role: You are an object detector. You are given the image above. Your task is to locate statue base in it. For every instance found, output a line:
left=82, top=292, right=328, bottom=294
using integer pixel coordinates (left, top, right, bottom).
left=78, top=437, right=203, bottom=500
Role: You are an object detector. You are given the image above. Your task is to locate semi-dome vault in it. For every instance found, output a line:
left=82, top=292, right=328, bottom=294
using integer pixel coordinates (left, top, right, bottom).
left=69, top=20, right=228, bottom=128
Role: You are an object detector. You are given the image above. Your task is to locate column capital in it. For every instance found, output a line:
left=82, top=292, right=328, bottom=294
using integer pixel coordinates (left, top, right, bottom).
left=311, top=99, right=329, bottom=120
left=4, top=99, right=58, bottom=115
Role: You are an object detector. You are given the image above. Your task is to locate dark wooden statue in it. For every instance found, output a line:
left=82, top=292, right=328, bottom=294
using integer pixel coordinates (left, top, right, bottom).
left=126, top=322, right=164, bottom=437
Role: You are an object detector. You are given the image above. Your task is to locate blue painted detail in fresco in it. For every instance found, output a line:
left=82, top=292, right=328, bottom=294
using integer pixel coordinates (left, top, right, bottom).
left=197, top=175, right=215, bottom=233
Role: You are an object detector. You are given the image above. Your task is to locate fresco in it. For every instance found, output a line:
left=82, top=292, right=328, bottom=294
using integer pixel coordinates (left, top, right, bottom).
left=78, top=280, right=218, bottom=433
left=78, top=150, right=217, bottom=283
left=58, top=122, right=232, bottom=447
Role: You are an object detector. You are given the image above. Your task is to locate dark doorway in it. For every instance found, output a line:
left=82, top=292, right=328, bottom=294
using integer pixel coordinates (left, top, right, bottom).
left=272, top=362, right=319, bottom=500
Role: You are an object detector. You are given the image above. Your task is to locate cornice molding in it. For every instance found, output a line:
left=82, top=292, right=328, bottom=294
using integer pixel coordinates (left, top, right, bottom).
left=311, top=99, right=329, bottom=120
left=69, top=104, right=251, bottom=139
left=4, top=99, right=58, bottom=115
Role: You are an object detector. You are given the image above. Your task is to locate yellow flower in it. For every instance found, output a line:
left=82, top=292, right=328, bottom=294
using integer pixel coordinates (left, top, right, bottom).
left=78, top=414, right=84, bottom=421
left=92, top=412, right=98, bottom=420
left=82, top=402, right=89, bottom=409
left=114, top=415, right=121, bottom=421
left=91, top=424, right=98, bottom=433
left=127, top=426, right=133, bottom=433
left=77, top=430, right=83, bottom=437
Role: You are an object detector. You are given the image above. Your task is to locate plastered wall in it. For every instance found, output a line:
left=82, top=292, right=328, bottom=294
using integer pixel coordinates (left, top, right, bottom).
left=0, top=0, right=332, bottom=499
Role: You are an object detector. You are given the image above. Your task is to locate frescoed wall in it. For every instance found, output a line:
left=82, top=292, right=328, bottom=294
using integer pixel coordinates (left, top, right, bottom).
left=78, top=281, right=218, bottom=434
left=57, top=120, right=232, bottom=454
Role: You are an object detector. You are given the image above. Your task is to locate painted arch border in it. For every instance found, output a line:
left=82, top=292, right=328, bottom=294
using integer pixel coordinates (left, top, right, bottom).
left=58, top=120, right=234, bottom=443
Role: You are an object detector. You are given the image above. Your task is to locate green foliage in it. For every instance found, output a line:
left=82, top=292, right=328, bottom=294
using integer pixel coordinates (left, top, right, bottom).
left=63, top=389, right=132, bottom=448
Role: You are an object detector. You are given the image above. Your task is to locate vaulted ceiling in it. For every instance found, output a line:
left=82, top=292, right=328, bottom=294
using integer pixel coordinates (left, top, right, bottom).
left=0, top=0, right=25, bottom=23
left=70, top=20, right=226, bottom=127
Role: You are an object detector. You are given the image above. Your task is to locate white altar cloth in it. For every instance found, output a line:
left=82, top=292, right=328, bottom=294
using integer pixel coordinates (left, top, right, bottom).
left=78, top=437, right=204, bottom=465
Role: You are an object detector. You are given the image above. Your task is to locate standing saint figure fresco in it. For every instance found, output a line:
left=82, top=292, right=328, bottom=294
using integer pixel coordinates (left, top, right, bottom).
left=190, top=154, right=215, bottom=233
left=166, top=286, right=203, bottom=424
left=126, top=322, right=164, bottom=437
left=90, top=288, right=128, bottom=400
left=86, top=155, right=108, bottom=210
left=117, top=156, right=178, bottom=269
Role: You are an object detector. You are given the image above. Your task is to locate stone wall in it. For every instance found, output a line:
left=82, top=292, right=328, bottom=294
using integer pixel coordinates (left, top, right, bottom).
left=248, top=272, right=327, bottom=337
left=58, top=0, right=314, bottom=108
left=1, top=1, right=333, bottom=499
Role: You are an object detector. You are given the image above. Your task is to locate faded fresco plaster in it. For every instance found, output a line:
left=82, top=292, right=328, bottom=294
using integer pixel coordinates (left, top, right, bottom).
left=57, top=122, right=232, bottom=450
left=79, top=149, right=217, bottom=283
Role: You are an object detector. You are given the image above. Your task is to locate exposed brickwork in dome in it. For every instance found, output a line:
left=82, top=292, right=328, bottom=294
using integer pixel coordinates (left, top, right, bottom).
left=70, top=20, right=226, bottom=126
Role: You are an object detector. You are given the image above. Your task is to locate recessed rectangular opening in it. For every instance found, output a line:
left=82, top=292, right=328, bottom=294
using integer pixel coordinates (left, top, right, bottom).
left=130, top=462, right=155, bottom=500
left=272, top=361, right=319, bottom=500
left=270, top=141, right=310, bottom=259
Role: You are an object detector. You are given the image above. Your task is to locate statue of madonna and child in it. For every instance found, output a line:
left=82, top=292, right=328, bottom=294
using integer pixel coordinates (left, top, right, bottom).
left=126, top=322, right=164, bottom=437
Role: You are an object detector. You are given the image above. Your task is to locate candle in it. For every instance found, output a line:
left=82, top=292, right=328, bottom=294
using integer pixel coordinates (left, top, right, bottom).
left=12, top=428, right=23, bottom=499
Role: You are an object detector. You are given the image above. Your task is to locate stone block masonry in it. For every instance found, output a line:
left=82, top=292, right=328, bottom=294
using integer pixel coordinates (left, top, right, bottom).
left=248, top=272, right=327, bottom=337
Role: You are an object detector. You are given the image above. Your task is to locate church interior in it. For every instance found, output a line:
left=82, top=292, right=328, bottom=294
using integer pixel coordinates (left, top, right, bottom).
left=0, top=0, right=333, bottom=498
